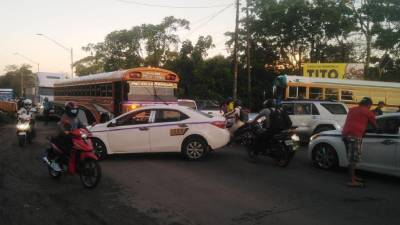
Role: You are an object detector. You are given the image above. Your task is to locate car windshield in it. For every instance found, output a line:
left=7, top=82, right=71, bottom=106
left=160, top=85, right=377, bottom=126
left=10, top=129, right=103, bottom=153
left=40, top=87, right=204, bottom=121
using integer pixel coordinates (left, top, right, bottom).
left=178, top=101, right=197, bottom=110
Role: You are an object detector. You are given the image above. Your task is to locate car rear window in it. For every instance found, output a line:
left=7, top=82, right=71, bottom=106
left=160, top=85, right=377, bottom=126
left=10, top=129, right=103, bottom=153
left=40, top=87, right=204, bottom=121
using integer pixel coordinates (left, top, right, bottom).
left=320, top=103, right=347, bottom=115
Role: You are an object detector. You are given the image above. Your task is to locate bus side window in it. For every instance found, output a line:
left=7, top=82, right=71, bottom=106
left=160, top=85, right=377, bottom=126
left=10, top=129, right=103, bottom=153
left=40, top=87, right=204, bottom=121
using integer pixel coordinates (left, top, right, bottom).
left=310, top=87, right=323, bottom=100
left=106, top=84, right=112, bottom=97
left=96, top=84, right=101, bottom=96
left=325, top=88, right=338, bottom=101
left=101, top=85, right=107, bottom=97
left=341, top=90, right=353, bottom=101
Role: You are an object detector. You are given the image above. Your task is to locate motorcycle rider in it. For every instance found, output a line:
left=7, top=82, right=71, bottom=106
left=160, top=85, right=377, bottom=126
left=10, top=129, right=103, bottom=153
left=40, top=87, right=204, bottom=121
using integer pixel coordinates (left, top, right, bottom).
left=250, top=99, right=292, bottom=148
left=17, top=99, right=36, bottom=136
left=45, top=101, right=85, bottom=171
left=225, top=99, right=246, bottom=136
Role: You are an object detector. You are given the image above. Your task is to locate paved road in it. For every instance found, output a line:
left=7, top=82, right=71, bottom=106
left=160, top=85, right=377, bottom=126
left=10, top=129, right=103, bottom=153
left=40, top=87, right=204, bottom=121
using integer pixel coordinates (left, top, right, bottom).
left=1, top=121, right=400, bottom=225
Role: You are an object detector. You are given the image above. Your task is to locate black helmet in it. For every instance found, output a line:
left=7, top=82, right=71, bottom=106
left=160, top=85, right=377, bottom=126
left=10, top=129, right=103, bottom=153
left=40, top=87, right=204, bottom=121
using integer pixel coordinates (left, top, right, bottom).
left=234, top=99, right=242, bottom=107
left=226, top=97, right=233, bottom=103
left=263, top=99, right=275, bottom=108
left=64, top=101, right=79, bottom=118
left=360, top=97, right=373, bottom=106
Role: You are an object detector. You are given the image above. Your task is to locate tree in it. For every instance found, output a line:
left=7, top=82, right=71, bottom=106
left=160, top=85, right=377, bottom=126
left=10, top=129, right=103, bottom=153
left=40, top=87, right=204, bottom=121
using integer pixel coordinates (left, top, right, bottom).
left=0, top=64, right=35, bottom=97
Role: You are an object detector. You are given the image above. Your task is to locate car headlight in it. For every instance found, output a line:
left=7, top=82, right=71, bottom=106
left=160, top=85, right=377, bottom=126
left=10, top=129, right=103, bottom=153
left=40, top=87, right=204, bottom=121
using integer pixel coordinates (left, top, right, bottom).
left=291, top=134, right=300, bottom=142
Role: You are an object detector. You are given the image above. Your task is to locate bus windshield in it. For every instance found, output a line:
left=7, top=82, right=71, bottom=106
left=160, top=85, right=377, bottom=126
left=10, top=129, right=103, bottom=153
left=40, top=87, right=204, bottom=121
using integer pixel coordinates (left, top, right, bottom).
left=127, top=81, right=177, bottom=101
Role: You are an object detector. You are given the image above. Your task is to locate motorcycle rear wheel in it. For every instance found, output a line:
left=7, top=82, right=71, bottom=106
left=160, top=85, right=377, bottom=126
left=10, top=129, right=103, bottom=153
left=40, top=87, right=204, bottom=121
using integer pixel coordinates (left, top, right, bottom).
left=79, top=159, right=102, bottom=189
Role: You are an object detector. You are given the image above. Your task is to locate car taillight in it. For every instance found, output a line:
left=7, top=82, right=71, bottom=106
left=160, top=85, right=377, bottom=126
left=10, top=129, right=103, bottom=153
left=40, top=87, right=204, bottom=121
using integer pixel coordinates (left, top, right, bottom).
left=211, top=121, right=226, bottom=129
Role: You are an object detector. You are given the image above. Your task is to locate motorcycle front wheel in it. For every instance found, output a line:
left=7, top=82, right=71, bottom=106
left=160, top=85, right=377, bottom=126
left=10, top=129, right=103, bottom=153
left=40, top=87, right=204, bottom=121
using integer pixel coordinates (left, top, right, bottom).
left=79, top=159, right=102, bottom=189
left=48, top=166, right=61, bottom=179
left=18, top=135, right=25, bottom=147
left=274, top=144, right=294, bottom=167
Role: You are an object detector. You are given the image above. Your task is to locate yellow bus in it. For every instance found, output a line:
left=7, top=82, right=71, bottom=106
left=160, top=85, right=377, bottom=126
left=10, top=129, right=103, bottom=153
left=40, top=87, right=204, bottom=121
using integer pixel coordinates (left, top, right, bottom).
left=54, top=67, right=180, bottom=124
left=275, top=76, right=400, bottom=111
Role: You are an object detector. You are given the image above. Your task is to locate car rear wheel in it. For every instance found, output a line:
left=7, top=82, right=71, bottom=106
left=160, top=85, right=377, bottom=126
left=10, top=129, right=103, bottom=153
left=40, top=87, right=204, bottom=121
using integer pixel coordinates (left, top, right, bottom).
left=312, top=144, right=338, bottom=170
left=182, top=136, right=208, bottom=160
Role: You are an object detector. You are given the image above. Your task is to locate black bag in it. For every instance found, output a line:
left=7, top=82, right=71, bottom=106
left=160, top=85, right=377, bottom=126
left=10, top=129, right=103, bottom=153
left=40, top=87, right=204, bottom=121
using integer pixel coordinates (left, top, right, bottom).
left=269, top=108, right=292, bottom=131
left=239, top=108, right=249, bottom=122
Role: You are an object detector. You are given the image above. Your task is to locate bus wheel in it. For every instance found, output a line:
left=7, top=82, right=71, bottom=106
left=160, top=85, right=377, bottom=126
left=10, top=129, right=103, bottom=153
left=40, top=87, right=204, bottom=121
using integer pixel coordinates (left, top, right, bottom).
left=92, top=138, right=107, bottom=160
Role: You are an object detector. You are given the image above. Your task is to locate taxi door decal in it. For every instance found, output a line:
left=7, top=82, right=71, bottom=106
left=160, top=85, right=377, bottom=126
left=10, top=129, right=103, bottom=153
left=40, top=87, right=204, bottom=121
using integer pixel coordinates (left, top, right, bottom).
left=170, top=128, right=189, bottom=136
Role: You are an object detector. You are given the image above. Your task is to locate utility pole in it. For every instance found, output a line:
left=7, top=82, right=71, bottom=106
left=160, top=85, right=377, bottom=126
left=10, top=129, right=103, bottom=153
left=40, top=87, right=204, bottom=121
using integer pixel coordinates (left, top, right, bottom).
left=14, top=52, right=40, bottom=97
left=233, top=0, right=240, bottom=100
left=246, top=0, right=251, bottom=109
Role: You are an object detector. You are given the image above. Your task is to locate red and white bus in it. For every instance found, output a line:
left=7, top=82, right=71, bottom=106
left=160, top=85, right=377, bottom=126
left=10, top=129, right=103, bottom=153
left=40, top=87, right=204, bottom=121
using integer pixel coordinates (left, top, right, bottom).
left=54, top=67, right=180, bottom=124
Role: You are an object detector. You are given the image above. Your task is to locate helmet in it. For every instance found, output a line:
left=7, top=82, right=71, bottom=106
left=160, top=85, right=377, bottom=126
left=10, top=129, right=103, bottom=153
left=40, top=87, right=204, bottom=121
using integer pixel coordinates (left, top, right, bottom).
left=263, top=99, right=275, bottom=108
left=23, top=99, right=32, bottom=109
left=226, top=97, right=233, bottom=103
left=234, top=99, right=242, bottom=107
left=360, top=97, right=373, bottom=106
left=64, top=101, right=79, bottom=118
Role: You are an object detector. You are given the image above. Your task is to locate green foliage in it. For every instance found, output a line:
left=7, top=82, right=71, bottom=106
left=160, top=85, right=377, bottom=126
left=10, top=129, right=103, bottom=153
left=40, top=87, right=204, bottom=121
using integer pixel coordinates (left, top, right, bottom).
left=0, top=64, right=35, bottom=97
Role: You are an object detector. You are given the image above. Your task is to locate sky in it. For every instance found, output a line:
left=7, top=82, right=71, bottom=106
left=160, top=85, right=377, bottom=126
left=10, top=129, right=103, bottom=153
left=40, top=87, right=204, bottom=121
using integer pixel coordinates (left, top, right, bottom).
left=0, top=0, right=236, bottom=75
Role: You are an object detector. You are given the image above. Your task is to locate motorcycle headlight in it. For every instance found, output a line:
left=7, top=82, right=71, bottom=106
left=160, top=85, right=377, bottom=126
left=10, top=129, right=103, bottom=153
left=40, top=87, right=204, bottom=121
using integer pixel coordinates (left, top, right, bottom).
left=291, top=134, right=300, bottom=142
left=17, top=123, right=30, bottom=130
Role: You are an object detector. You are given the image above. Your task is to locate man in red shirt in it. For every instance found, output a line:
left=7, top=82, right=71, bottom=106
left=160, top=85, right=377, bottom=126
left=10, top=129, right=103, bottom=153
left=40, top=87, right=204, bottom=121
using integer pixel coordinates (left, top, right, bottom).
left=342, top=97, right=377, bottom=187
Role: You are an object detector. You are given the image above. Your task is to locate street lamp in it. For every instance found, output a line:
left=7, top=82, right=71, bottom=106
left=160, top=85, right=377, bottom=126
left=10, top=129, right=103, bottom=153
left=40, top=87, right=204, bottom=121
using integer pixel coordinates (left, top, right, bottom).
left=14, top=52, right=40, bottom=97
left=36, top=33, right=74, bottom=78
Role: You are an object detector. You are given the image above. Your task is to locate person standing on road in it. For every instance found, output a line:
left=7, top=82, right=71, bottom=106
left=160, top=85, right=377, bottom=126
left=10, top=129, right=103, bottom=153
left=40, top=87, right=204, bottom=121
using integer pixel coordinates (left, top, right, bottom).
left=342, top=97, right=377, bottom=188
left=42, top=97, right=50, bottom=125
left=373, top=101, right=384, bottom=116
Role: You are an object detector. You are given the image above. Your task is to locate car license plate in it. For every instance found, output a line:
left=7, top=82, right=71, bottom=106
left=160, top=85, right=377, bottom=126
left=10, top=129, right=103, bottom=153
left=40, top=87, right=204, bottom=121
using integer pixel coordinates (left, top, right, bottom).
left=18, top=132, right=26, bottom=135
left=284, top=140, right=294, bottom=146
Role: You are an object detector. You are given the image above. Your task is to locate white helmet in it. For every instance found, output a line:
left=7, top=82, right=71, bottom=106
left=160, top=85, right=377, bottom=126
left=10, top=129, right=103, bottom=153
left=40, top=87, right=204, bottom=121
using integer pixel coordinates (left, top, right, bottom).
left=23, top=99, right=32, bottom=109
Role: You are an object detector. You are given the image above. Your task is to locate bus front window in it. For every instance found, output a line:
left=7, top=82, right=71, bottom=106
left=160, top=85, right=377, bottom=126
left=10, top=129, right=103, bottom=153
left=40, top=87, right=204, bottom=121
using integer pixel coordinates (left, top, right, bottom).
left=126, top=81, right=177, bottom=101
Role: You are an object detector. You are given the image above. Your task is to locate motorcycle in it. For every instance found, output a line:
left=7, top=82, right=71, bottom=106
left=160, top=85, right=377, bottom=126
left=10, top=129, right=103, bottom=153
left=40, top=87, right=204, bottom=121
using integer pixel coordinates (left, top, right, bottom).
left=43, top=128, right=102, bottom=188
left=240, top=122, right=299, bottom=167
left=16, top=113, right=35, bottom=147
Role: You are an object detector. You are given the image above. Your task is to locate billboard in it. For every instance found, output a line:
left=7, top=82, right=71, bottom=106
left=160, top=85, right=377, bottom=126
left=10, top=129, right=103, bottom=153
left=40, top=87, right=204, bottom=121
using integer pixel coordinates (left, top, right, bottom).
left=303, top=63, right=364, bottom=80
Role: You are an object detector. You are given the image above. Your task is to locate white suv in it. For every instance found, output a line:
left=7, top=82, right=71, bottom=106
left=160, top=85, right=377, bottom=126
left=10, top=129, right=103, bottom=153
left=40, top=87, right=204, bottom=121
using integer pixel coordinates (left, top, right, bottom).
left=281, top=100, right=348, bottom=140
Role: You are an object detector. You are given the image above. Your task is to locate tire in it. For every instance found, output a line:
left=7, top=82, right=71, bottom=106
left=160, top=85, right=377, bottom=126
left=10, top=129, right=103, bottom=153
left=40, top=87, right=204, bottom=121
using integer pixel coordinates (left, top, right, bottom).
left=79, top=159, right=102, bottom=189
left=313, top=125, right=334, bottom=135
left=274, top=144, right=292, bottom=167
left=312, top=144, right=338, bottom=170
left=92, top=138, right=107, bottom=160
left=182, top=136, right=208, bottom=160
left=18, top=135, right=25, bottom=147
left=48, top=166, right=61, bottom=179
left=247, top=148, right=259, bottom=163
left=241, top=131, right=255, bottom=147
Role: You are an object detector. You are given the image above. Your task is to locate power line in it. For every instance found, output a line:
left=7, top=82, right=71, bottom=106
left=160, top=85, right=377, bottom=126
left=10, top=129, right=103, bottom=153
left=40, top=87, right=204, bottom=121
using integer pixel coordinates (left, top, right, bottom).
left=114, top=0, right=232, bottom=9
left=183, top=3, right=234, bottom=39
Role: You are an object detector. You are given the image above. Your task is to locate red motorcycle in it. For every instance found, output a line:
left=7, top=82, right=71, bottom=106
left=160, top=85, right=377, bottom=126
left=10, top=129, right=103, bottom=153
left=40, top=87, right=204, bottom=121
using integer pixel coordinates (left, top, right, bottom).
left=43, top=128, right=102, bottom=188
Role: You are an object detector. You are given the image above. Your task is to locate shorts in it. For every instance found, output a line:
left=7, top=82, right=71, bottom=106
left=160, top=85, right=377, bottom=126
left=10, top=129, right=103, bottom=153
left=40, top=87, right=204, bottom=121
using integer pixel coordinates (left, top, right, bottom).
left=343, top=136, right=363, bottom=163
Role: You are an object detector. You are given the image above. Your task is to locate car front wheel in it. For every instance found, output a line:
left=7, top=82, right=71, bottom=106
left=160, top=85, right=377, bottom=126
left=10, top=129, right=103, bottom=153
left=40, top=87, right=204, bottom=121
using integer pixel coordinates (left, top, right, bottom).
left=312, top=144, right=338, bottom=169
left=182, top=136, right=208, bottom=160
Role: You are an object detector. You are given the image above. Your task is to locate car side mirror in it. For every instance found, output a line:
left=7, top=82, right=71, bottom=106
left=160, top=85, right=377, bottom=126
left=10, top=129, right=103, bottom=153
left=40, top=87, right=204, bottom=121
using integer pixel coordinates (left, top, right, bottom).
left=107, top=119, right=116, bottom=127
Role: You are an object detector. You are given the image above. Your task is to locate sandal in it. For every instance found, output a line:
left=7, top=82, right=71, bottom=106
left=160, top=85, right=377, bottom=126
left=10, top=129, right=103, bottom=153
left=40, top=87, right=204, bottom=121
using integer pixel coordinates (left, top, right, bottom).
left=347, top=181, right=365, bottom=188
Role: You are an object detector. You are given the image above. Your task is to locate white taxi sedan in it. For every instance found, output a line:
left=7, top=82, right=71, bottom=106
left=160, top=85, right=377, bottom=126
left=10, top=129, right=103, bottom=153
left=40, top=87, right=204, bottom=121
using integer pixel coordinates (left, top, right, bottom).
left=89, top=105, right=230, bottom=160
left=309, top=113, right=400, bottom=177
